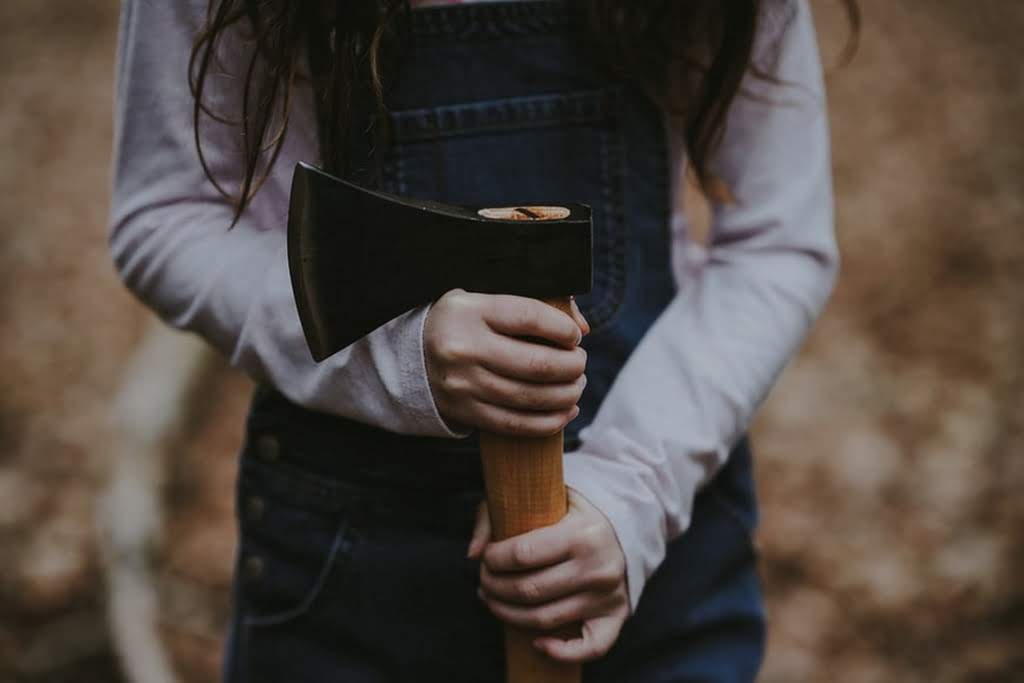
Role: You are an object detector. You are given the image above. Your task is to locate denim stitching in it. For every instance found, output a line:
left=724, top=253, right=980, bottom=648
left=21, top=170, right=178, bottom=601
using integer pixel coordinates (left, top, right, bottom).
left=582, top=86, right=627, bottom=332
left=700, top=489, right=759, bottom=560
left=407, top=0, right=573, bottom=42
left=389, top=89, right=615, bottom=143
left=240, top=444, right=363, bottom=514
left=242, top=516, right=353, bottom=628
left=240, top=438, right=482, bottom=521
left=381, top=86, right=628, bottom=332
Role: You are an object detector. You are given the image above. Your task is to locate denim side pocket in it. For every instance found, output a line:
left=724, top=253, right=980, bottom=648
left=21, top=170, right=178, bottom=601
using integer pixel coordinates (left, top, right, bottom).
left=234, top=437, right=355, bottom=629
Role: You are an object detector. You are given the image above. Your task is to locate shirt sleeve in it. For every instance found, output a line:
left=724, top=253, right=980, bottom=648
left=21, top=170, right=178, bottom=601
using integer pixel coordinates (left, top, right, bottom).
left=108, top=0, right=469, bottom=438
left=562, top=0, right=839, bottom=613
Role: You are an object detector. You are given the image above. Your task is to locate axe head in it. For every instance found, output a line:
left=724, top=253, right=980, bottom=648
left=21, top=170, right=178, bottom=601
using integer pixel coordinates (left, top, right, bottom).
left=287, top=162, right=593, bottom=362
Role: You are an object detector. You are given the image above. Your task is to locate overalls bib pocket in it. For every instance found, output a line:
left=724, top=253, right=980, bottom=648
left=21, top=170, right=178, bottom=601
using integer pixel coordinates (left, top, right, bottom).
left=378, top=86, right=629, bottom=332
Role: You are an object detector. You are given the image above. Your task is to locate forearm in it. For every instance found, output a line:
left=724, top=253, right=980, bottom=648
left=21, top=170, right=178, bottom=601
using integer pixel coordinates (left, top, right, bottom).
left=109, top=0, right=463, bottom=437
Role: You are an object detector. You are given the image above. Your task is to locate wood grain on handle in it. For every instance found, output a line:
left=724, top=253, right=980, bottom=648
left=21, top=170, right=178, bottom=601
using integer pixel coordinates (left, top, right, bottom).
left=479, top=296, right=582, bottom=683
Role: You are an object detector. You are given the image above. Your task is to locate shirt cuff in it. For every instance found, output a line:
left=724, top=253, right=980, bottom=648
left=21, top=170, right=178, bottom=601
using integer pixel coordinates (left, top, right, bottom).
left=408, top=301, right=474, bottom=439
left=562, top=450, right=672, bottom=615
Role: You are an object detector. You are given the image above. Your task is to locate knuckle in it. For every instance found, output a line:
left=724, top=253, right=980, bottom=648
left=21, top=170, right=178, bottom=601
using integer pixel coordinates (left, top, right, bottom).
left=585, top=521, right=608, bottom=544
left=515, top=302, right=539, bottom=331
left=589, top=566, right=621, bottom=591
left=516, top=579, right=542, bottom=603
left=566, top=321, right=581, bottom=344
left=553, top=321, right=573, bottom=346
left=552, top=411, right=577, bottom=432
left=557, top=387, right=578, bottom=410
left=536, top=415, right=563, bottom=437
left=527, top=352, right=552, bottom=379
left=512, top=541, right=533, bottom=566
left=440, top=372, right=468, bottom=395
left=436, top=338, right=468, bottom=364
left=571, top=524, right=604, bottom=554
left=532, top=608, right=559, bottom=631
left=613, top=548, right=626, bottom=572
left=512, top=384, right=534, bottom=408
left=582, top=523, right=607, bottom=549
left=498, top=413, right=525, bottom=434
left=439, top=371, right=457, bottom=390
left=441, top=288, right=471, bottom=313
left=610, top=555, right=626, bottom=579
left=478, top=372, right=501, bottom=397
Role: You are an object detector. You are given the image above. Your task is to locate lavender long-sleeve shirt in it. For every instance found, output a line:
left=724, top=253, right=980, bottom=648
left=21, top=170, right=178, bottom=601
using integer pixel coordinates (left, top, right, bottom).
left=108, top=0, right=837, bottom=613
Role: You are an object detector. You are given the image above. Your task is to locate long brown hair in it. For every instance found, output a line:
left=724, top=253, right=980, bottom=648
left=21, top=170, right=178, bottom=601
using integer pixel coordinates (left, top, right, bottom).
left=189, top=0, right=859, bottom=223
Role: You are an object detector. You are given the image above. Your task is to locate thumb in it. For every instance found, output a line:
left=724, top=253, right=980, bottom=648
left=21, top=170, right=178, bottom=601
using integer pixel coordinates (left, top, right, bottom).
left=569, top=296, right=590, bottom=337
left=533, top=616, right=623, bottom=664
left=466, top=500, right=491, bottom=559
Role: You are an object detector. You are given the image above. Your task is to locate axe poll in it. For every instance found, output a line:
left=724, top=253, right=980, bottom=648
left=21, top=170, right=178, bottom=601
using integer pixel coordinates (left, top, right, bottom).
left=287, top=162, right=590, bottom=683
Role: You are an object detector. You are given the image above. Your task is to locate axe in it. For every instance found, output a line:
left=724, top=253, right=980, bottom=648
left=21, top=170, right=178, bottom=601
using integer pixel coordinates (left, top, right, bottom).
left=287, top=162, right=590, bottom=682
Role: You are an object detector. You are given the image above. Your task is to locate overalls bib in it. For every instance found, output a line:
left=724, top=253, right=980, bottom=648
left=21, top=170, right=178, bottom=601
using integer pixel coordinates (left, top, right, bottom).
left=225, top=2, right=765, bottom=681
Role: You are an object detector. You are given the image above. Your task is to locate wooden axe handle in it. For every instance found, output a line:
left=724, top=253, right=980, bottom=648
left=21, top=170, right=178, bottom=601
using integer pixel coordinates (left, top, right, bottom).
left=479, top=296, right=582, bottom=683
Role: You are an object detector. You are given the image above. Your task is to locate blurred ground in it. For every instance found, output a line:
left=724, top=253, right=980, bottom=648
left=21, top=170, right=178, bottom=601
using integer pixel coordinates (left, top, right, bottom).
left=0, top=1, right=1021, bottom=681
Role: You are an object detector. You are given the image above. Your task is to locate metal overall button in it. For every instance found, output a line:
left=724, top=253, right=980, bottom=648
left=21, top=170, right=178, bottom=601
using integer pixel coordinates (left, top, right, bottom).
left=245, top=496, right=266, bottom=523
left=254, top=434, right=280, bottom=462
left=243, top=555, right=265, bottom=581
left=242, top=515, right=354, bottom=628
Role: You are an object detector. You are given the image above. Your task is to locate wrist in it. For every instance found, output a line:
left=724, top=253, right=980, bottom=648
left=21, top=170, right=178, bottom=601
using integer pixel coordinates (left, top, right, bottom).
left=419, top=301, right=473, bottom=439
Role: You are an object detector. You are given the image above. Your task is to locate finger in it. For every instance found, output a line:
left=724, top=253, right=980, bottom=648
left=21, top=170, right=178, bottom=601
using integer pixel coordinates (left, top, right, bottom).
left=468, top=366, right=586, bottom=412
left=478, top=588, right=612, bottom=632
left=466, top=501, right=491, bottom=559
left=480, top=335, right=587, bottom=383
left=468, top=400, right=579, bottom=438
left=533, top=615, right=625, bottom=664
left=569, top=297, right=590, bottom=336
left=479, top=558, right=582, bottom=606
left=482, top=517, right=579, bottom=572
left=483, top=295, right=582, bottom=349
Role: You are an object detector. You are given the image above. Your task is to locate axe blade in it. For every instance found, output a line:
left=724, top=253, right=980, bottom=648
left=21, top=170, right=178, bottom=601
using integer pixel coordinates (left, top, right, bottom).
left=287, top=162, right=593, bottom=362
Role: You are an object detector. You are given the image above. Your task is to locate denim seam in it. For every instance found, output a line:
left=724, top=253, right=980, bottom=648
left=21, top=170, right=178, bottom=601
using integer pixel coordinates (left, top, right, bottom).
left=241, top=516, right=353, bottom=628
left=240, top=443, right=484, bottom=526
left=584, top=86, right=627, bottom=332
left=701, top=488, right=759, bottom=558
left=406, top=1, right=573, bottom=41
left=378, top=86, right=628, bottom=333
left=241, top=453, right=356, bottom=514
left=388, top=89, right=616, bottom=143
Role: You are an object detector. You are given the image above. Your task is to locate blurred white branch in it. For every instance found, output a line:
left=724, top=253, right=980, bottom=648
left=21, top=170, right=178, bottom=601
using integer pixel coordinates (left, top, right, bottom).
left=96, top=320, right=217, bottom=683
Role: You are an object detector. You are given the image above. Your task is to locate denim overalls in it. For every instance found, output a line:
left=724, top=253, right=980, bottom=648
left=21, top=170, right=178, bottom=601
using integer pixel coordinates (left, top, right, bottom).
left=225, top=2, right=765, bottom=681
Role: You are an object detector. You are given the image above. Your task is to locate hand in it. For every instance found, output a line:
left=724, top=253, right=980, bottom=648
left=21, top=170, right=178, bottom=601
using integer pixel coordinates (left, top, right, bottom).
left=424, top=289, right=590, bottom=437
left=466, top=488, right=630, bottom=664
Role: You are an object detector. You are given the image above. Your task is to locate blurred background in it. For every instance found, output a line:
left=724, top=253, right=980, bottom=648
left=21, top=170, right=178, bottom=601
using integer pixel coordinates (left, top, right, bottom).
left=0, top=1, right=1021, bottom=681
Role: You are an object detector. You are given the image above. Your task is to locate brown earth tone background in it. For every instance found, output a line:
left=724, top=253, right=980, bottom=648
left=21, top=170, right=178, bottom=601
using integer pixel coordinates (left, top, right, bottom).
left=0, top=1, right=1021, bottom=681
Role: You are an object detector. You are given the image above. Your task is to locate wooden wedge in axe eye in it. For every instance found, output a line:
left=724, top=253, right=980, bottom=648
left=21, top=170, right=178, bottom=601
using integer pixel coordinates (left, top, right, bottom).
left=287, top=162, right=588, bottom=683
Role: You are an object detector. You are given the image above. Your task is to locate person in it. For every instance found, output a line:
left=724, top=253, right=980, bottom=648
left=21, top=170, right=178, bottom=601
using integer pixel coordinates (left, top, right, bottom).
left=108, top=0, right=850, bottom=680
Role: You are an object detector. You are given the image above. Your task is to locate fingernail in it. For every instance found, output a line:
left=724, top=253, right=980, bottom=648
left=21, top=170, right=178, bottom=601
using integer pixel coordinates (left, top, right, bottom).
left=570, top=405, right=580, bottom=420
